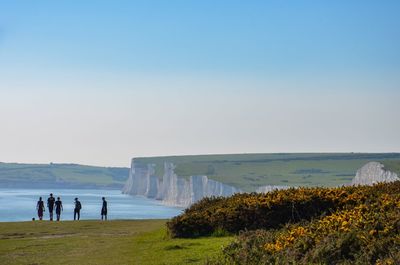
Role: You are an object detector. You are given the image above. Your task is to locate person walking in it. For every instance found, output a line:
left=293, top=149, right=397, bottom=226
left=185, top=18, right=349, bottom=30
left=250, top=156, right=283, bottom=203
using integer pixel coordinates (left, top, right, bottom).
left=74, top=198, right=82, bottom=220
left=47, top=193, right=55, bottom=221
left=55, top=197, right=63, bottom=221
left=36, top=197, right=45, bottom=220
left=101, top=197, right=107, bottom=220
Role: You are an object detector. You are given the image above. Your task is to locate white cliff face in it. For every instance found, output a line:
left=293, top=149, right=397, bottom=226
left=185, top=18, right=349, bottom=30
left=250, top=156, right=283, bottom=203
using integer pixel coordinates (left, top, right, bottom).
left=123, top=160, right=241, bottom=207
left=256, top=185, right=291, bottom=193
left=351, top=161, right=399, bottom=186
left=190, top=175, right=240, bottom=202
left=122, top=161, right=157, bottom=197
left=160, top=162, right=191, bottom=206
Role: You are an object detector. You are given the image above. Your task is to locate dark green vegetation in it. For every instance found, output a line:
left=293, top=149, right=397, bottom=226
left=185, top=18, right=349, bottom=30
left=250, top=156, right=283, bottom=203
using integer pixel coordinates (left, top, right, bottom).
left=0, top=162, right=129, bottom=189
left=0, top=220, right=232, bottom=265
left=168, top=182, right=400, bottom=264
left=134, top=153, right=400, bottom=191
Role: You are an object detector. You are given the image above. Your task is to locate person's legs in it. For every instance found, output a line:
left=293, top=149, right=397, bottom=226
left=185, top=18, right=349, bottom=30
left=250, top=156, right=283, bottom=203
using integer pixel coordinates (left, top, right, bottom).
left=49, top=209, right=53, bottom=221
left=77, top=210, right=80, bottom=220
left=74, top=209, right=77, bottom=220
left=101, top=209, right=107, bottom=220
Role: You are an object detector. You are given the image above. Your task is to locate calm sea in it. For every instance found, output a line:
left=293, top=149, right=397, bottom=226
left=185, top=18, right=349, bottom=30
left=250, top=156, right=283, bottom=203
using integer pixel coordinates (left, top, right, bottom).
left=0, top=188, right=183, bottom=222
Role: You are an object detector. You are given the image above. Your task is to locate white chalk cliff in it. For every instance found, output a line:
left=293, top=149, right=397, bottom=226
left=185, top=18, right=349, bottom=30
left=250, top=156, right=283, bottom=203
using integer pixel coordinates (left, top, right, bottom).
left=123, top=160, right=240, bottom=207
left=351, top=161, right=399, bottom=186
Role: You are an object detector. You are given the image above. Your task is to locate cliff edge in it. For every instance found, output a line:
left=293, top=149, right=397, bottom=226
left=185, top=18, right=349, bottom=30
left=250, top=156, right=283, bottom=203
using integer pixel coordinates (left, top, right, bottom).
left=351, top=161, right=399, bottom=186
left=123, top=160, right=240, bottom=207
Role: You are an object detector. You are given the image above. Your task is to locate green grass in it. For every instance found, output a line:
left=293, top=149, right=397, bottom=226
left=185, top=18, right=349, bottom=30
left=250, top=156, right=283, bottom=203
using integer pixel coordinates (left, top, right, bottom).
left=0, top=163, right=129, bottom=189
left=134, top=153, right=400, bottom=192
left=0, top=220, right=232, bottom=265
left=382, top=160, right=400, bottom=176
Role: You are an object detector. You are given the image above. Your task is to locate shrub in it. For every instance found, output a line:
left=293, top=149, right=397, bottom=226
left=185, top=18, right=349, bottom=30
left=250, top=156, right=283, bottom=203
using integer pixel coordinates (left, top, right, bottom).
left=212, top=191, right=400, bottom=264
left=167, top=182, right=400, bottom=238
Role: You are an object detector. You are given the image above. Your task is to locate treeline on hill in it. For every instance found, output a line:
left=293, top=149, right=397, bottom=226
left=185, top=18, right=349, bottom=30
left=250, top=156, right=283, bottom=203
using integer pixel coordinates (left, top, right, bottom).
left=167, top=182, right=400, bottom=264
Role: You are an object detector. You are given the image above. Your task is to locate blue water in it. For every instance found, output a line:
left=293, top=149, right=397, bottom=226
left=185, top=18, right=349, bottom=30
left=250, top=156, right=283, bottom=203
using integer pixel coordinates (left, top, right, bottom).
left=0, top=188, right=183, bottom=222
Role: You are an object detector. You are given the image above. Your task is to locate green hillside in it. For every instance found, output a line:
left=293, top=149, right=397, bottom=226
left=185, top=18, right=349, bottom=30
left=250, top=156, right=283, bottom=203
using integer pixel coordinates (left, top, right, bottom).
left=2, top=153, right=399, bottom=191
left=134, top=153, right=400, bottom=192
left=0, top=162, right=129, bottom=189
left=382, top=160, right=400, bottom=175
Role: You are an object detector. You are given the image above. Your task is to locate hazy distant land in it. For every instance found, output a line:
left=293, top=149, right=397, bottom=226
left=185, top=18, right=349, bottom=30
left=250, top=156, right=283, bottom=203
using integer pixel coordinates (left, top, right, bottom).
left=1, top=153, right=400, bottom=191
left=0, top=163, right=129, bottom=189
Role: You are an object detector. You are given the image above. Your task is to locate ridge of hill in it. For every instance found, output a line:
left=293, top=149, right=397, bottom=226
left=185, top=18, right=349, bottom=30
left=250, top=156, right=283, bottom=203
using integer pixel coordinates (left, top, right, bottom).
left=132, top=153, right=400, bottom=192
left=0, top=162, right=129, bottom=189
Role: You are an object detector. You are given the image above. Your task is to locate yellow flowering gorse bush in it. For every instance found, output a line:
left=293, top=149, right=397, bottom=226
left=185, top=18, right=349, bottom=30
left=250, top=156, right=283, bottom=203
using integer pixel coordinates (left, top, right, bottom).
left=212, top=181, right=400, bottom=265
left=168, top=181, right=399, bottom=238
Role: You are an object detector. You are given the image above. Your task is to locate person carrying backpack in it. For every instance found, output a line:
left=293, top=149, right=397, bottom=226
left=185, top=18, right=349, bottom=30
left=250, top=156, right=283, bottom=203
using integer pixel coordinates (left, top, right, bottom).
left=74, top=197, right=82, bottom=220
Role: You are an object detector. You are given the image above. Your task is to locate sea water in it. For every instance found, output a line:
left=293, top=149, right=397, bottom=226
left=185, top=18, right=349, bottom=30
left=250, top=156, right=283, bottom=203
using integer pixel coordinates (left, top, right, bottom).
left=0, top=188, right=183, bottom=222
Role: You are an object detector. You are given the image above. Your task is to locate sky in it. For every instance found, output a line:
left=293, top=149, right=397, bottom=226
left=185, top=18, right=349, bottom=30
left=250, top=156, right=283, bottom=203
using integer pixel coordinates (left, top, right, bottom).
left=0, top=0, right=399, bottom=167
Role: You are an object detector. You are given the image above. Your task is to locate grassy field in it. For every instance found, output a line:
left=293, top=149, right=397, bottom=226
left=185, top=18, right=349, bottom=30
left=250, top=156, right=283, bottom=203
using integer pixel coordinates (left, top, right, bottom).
left=0, top=163, right=129, bottom=189
left=0, top=220, right=232, bottom=265
left=134, top=153, right=400, bottom=191
left=382, top=160, right=400, bottom=176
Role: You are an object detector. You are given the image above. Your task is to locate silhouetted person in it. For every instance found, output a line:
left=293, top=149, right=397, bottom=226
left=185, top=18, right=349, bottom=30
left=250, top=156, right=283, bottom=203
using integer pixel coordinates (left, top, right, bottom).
left=47, top=193, right=55, bottom=221
left=74, top=198, right=82, bottom=220
left=55, top=197, right=63, bottom=221
left=37, top=197, right=45, bottom=220
left=101, top=197, right=107, bottom=220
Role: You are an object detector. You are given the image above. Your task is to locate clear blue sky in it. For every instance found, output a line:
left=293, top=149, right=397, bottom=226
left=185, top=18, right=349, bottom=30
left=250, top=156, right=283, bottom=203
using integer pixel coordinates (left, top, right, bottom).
left=0, top=1, right=399, bottom=166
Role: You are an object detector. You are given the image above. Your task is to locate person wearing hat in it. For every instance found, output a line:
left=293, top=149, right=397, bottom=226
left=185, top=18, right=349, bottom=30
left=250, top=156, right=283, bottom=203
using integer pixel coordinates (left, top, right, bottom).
left=74, top=197, right=82, bottom=220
